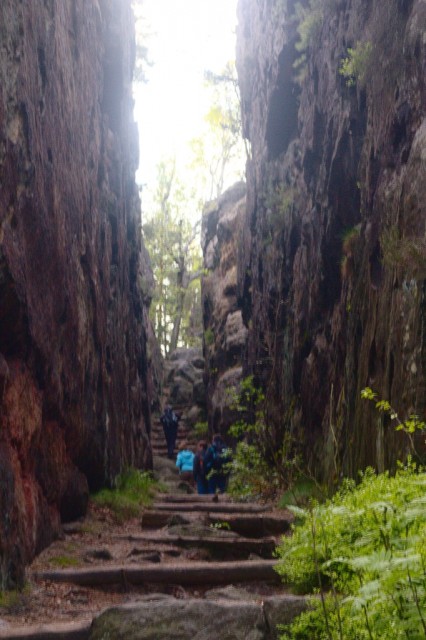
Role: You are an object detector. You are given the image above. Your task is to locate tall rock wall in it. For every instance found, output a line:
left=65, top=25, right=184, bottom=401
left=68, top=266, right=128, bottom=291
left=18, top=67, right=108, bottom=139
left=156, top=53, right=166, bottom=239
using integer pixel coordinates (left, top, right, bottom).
left=0, top=0, right=152, bottom=587
left=202, top=183, right=247, bottom=435
left=236, top=0, right=426, bottom=481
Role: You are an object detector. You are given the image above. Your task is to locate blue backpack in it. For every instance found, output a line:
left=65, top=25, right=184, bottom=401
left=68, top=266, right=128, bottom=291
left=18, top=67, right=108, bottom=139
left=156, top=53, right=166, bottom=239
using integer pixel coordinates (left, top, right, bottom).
left=210, top=442, right=226, bottom=470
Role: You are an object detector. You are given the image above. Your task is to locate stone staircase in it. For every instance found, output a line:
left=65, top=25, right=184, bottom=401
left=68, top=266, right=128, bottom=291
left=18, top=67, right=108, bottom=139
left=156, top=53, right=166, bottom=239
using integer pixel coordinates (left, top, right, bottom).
left=150, top=408, right=198, bottom=459
left=0, top=409, right=307, bottom=639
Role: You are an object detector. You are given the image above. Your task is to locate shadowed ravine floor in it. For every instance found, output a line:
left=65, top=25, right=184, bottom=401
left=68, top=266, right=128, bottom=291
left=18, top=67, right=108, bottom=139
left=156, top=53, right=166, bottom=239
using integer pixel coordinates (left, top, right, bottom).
left=0, top=414, right=307, bottom=639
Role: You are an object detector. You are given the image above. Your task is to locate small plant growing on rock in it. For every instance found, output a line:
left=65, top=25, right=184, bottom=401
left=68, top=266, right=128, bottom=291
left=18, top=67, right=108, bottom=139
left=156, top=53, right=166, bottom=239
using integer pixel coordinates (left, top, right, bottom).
left=49, top=555, right=79, bottom=569
left=380, top=225, right=426, bottom=277
left=204, top=328, right=215, bottom=346
left=193, top=421, right=209, bottom=438
left=340, top=226, right=360, bottom=281
left=0, top=584, right=32, bottom=615
left=361, top=387, right=425, bottom=461
left=264, top=180, right=295, bottom=234
left=339, top=41, right=373, bottom=87
left=293, top=0, right=324, bottom=81
left=210, top=521, right=231, bottom=531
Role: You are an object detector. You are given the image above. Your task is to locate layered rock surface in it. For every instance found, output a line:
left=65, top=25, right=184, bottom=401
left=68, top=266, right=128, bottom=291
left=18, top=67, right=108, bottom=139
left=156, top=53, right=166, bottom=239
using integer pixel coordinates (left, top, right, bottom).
left=236, top=0, right=426, bottom=478
left=201, top=183, right=247, bottom=435
left=0, top=0, right=152, bottom=587
left=163, top=347, right=206, bottom=426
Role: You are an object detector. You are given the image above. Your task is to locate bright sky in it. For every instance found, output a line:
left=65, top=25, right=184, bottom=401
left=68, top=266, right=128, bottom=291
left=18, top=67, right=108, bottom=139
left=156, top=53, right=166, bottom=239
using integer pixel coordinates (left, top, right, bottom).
left=133, top=0, right=239, bottom=197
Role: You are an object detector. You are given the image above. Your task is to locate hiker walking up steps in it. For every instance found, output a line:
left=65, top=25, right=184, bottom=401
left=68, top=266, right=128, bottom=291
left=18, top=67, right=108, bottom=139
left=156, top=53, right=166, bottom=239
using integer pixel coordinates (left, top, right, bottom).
left=160, top=405, right=179, bottom=459
left=176, top=442, right=195, bottom=485
left=193, top=440, right=208, bottom=494
left=204, top=433, right=230, bottom=494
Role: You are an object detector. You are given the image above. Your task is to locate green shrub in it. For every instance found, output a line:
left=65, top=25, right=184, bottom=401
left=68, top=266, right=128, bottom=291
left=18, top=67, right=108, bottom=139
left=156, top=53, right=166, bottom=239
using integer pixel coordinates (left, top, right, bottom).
left=92, top=468, right=157, bottom=522
left=193, top=421, right=209, bottom=438
left=380, top=226, right=426, bottom=277
left=0, top=585, right=30, bottom=611
left=279, top=477, right=325, bottom=509
left=226, top=376, right=301, bottom=500
left=276, top=465, right=426, bottom=638
left=204, top=328, right=215, bottom=346
left=227, top=441, right=278, bottom=500
left=341, top=226, right=360, bottom=257
left=293, top=0, right=324, bottom=81
left=339, top=41, right=373, bottom=87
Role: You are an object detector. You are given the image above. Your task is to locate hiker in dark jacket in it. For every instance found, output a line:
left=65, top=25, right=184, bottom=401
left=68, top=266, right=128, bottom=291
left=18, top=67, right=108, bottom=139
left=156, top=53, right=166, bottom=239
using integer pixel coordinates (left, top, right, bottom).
left=160, top=405, right=179, bottom=459
left=193, top=440, right=208, bottom=495
left=204, top=433, right=230, bottom=494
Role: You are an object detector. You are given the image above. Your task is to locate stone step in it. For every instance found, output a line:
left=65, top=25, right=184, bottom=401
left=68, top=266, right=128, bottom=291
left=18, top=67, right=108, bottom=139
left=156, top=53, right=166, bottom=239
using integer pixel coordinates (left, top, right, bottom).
left=141, top=510, right=291, bottom=536
left=157, top=493, right=231, bottom=504
left=0, top=620, right=91, bottom=639
left=115, top=533, right=277, bottom=558
left=150, top=437, right=195, bottom=448
left=207, top=513, right=292, bottom=537
left=151, top=502, right=268, bottom=514
left=151, top=427, right=191, bottom=436
left=33, top=560, right=280, bottom=587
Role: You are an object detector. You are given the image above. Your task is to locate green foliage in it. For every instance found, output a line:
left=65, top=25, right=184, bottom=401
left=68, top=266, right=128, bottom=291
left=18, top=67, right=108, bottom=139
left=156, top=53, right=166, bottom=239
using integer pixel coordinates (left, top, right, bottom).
left=361, top=387, right=425, bottom=462
left=340, top=226, right=361, bottom=281
left=142, top=160, right=203, bottom=355
left=279, top=478, right=326, bottom=509
left=380, top=226, right=426, bottom=277
left=193, top=421, right=209, bottom=439
left=227, top=376, right=301, bottom=500
left=276, top=466, right=426, bottom=639
left=293, top=0, right=324, bottom=81
left=49, top=555, right=79, bottom=569
left=0, top=585, right=30, bottom=611
left=190, top=61, right=246, bottom=200
left=264, top=182, right=295, bottom=234
left=92, top=468, right=157, bottom=523
left=228, top=441, right=278, bottom=499
left=339, top=41, right=373, bottom=87
left=341, top=226, right=360, bottom=257
left=210, top=521, right=231, bottom=531
left=204, top=328, right=215, bottom=347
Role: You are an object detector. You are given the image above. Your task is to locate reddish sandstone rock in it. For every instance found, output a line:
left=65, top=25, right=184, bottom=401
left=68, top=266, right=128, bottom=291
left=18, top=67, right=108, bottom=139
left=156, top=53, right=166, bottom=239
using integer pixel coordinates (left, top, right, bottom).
left=0, top=0, right=152, bottom=586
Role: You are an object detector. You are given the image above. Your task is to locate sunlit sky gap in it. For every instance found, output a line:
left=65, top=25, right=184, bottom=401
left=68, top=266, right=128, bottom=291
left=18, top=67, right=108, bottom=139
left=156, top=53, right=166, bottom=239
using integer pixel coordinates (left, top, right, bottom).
left=133, top=0, right=239, bottom=203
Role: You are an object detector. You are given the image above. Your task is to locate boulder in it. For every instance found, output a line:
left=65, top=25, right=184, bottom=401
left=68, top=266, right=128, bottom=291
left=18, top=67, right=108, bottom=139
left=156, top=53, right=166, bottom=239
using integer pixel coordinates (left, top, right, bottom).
left=88, top=593, right=309, bottom=640
left=164, top=348, right=206, bottom=413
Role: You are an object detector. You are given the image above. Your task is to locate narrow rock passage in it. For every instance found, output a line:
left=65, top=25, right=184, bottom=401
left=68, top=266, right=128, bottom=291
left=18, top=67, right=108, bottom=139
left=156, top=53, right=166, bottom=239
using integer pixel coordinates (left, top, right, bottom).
left=0, top=413, right=306, bottom=639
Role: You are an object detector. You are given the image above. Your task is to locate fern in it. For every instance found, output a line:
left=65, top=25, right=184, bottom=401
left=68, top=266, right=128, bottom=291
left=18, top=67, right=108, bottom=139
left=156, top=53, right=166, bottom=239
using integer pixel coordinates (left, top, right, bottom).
left=276, top=467, right=426, bottom=638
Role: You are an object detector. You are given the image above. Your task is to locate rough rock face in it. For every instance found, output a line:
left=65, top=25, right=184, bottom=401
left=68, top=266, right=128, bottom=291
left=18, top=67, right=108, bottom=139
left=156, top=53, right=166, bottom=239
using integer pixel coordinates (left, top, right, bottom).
left=0, top=0, right=152, bottom=587
left=163, top=348, right=206, bottom=425
left=89, top=592, right=308, bottom=640
left=236, top=0, right=426, bottom=480
left=201, top=183, right=248, bottom=435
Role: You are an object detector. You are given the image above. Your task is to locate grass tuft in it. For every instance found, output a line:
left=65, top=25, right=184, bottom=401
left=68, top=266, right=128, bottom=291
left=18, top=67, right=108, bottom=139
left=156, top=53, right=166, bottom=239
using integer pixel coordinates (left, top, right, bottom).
left=92, top=468, right=158, bottom=523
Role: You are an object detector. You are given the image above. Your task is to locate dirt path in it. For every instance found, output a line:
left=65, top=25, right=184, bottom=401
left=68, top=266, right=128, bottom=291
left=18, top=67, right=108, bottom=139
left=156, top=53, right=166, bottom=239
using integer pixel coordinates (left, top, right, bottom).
left=0, top=416, right=294, bottom=639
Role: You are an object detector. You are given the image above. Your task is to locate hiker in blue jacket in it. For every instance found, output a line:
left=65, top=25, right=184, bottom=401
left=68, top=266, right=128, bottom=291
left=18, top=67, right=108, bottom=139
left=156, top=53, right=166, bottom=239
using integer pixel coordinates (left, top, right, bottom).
left=204, top=433, right=230, bottom=494
left=176, top=443, right=195, bottom=484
